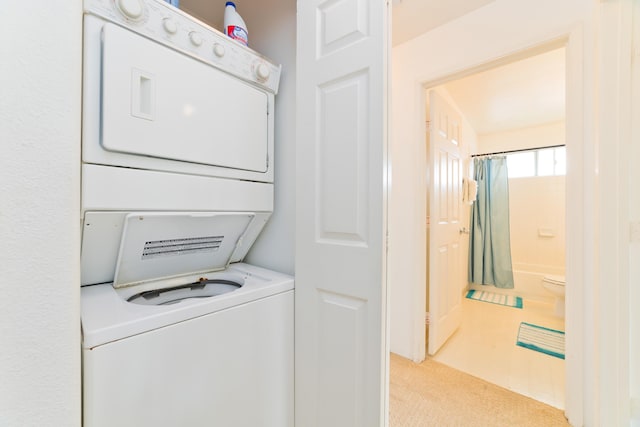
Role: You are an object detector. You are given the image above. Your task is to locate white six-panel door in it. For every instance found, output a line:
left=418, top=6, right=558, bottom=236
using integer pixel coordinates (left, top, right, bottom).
left=427, top=91, right=463, bottom=356
left=295, top=0, right=389, bottom=425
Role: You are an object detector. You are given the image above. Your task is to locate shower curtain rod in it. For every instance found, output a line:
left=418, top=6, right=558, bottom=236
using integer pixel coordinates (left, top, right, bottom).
left=470, top=144, right=565, bottom=158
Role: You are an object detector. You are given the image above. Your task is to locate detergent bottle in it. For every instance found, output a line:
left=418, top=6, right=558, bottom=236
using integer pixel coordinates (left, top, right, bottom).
left=224, top=2, right=248, bottom=47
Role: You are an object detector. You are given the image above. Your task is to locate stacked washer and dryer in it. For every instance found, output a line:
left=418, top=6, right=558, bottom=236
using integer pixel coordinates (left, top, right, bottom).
left=80, top=1, right=293, bottom=426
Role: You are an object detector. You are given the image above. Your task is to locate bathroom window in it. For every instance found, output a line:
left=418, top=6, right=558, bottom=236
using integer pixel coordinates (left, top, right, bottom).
left=507, top=146, right=566, bottom=178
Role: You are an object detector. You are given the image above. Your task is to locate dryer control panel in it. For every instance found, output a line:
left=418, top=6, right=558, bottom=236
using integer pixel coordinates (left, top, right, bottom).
left=84, top=0, right=281, bottom=93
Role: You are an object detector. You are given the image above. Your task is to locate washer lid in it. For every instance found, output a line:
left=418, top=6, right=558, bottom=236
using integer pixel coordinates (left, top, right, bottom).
left=113, top=212, right=254, bottom=289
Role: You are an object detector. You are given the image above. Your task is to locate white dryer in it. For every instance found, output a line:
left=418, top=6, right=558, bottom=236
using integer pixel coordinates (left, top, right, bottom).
left=80, top=1, right=292, bottom=426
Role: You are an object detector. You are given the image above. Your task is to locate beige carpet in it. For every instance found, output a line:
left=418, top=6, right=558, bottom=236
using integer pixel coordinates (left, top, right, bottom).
left=389, top=353, right=570, bottom=427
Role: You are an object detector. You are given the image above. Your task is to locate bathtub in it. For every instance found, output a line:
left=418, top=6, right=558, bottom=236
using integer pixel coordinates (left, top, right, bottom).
left=469, top=263, right=564, bottom=303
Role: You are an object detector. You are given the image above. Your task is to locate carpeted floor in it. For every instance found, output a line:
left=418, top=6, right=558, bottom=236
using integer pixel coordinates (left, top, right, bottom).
left=389, top=353, right=571, bottom=427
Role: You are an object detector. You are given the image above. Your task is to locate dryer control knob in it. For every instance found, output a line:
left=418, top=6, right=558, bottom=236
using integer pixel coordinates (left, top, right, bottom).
left=116, top=0, right=144, bottom=20
left=189, top=31, right=203, bottom=47
left=162, top=18, right=177, bottom=34
left=213, top=43, right=226, bottom=58
left=255, top=63, right=270, bottom=81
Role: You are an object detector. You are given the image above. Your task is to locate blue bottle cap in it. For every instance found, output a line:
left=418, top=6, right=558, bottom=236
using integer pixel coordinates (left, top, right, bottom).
left=226, top=1, right=236, bottom=7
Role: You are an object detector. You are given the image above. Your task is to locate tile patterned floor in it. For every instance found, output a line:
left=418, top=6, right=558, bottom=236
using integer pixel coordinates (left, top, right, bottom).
left=431, top=296, right=566, bottom=409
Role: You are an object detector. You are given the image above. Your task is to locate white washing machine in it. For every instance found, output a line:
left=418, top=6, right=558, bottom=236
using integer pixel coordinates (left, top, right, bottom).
left=80, top=1, right=292, bottom=426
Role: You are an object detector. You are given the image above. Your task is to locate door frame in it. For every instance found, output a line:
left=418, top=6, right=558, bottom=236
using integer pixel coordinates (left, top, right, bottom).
left=410, top=30, right=585, bottom=422
left=595, top=0, right=634, bottom=422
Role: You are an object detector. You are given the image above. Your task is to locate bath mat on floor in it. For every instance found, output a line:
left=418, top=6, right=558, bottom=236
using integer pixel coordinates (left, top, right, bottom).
left=516, top=322, right=565, bottom=359
left=465, top=290, right=523, bottom=309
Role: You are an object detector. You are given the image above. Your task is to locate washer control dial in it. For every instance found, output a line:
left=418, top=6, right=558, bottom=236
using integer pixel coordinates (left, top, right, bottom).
left=213, top=43, right=226, bottom=58
left=255, top=62, right=270, bottom=81
left=116, top=0, right=144, bottom=20
left=189, top=31, right=203, bottom=47
left=162, top=18, right=177, bottom=35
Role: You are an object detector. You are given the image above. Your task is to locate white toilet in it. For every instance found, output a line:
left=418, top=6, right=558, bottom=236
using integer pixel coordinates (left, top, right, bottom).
left=542, top=275, right=566, bottom=317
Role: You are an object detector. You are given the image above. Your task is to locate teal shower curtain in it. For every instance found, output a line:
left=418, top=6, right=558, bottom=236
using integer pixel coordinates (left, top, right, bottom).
left=469, top=156, right=514, bottom=288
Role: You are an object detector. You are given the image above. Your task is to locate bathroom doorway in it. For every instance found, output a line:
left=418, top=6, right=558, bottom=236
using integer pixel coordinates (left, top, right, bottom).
left=424, top=45, right=568, bottom=408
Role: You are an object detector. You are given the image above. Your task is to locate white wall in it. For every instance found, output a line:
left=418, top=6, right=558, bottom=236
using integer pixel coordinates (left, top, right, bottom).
left=0, top=3, right=82, bottom=426
left=508, top=176, right=566, bottom=271
left=477, top=121, right=565, bottom=154
left=390, top=1, right=595, bottom=424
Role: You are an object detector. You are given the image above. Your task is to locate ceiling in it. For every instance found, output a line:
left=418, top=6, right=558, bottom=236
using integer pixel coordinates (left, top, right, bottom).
left=391, top=0, right=495, bottom=46
left=441, top=47, right=566, bottom=135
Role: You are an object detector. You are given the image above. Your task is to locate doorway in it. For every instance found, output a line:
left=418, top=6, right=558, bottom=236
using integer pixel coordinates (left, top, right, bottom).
left=384, top=39, right=576, bottom=414
left=423, top=46, right=567, bottom=408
